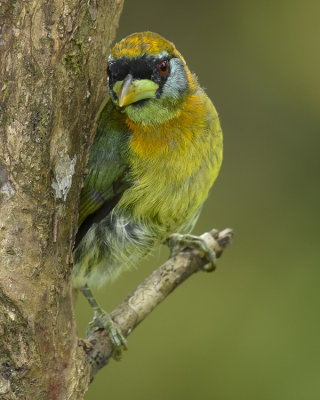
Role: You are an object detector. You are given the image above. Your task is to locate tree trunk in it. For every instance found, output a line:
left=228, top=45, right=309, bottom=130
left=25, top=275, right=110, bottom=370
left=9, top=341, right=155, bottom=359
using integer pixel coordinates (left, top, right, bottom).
left=0, top=1, right=123, bottom=398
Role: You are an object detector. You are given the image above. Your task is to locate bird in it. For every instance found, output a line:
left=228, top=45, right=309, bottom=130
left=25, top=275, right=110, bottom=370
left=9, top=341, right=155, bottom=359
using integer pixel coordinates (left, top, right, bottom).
left=72, top=31, right=223, bottom=355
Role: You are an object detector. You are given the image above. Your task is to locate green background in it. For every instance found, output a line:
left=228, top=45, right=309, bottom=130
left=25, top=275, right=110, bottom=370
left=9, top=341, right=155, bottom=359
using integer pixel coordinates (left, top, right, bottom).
left=76, top=1, right=320, bottom=399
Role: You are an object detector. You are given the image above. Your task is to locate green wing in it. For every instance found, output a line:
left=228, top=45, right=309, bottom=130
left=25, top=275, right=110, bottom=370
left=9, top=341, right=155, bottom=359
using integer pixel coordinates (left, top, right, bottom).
left=76, top=100, right=130, bottom=246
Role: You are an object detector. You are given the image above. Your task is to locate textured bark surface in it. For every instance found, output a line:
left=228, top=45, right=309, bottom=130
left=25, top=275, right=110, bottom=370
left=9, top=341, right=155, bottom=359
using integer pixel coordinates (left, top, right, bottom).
left=0, top=1, right=123, bottom=398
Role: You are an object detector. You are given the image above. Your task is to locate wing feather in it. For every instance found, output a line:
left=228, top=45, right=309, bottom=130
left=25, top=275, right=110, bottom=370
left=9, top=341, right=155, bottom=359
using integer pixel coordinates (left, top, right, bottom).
left=75, top=100, right=130, bottom=247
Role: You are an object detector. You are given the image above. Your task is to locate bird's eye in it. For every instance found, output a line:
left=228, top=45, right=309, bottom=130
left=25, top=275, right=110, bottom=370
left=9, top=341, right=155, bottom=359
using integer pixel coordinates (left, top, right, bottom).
left=158, top=60, right=169, bottom=75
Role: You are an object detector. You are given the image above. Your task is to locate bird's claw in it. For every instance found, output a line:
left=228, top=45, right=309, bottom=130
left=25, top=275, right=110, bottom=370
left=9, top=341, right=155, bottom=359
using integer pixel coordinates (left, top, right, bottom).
left=166, top=233, right=216, bottom=272
left=88, top=310, right=127, bottom=360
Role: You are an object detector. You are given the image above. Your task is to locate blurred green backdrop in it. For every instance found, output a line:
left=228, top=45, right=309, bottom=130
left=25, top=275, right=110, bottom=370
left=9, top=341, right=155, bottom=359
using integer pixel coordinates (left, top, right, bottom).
left=76, top=1, right=320, bottom=399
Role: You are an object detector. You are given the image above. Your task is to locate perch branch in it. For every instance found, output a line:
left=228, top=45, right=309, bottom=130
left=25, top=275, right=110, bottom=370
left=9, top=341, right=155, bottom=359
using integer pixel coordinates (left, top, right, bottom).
left=84, top=228, right=233, bottom=379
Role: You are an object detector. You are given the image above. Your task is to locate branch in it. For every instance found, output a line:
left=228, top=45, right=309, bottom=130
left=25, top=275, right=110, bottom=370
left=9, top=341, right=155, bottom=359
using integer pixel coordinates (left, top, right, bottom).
left=84, top=228, right=233, bottom=379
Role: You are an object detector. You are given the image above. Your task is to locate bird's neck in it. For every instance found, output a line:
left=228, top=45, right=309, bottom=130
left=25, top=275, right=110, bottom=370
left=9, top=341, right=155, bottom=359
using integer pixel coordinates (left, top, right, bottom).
left=126, top=91, right=208, bottom=160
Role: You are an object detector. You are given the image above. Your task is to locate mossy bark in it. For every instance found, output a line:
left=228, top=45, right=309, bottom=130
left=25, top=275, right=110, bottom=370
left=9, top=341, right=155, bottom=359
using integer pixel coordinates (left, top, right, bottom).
left=0, top=1, right=123, bottom=398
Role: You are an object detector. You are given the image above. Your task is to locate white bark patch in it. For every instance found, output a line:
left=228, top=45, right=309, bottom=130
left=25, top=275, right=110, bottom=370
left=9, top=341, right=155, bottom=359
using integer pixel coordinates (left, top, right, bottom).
left=0, top=181, right=15, bottom=197
left=8, top=311, right=16, bottom=321
left=0, top=162, right=15, bottom=197
left=51, top=152, right=77, bottom=201
left=0, top=376, right=10, bottom=394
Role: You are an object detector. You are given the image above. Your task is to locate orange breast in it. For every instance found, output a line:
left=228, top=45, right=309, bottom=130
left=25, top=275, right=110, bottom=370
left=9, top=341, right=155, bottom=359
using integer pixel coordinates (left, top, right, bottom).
left=126, top=93, right=208, bottom=160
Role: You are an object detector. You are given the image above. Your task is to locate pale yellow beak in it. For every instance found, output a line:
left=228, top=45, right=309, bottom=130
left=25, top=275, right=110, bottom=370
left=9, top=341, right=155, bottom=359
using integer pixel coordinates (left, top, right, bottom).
left=113, top=74, right=159, bottom=107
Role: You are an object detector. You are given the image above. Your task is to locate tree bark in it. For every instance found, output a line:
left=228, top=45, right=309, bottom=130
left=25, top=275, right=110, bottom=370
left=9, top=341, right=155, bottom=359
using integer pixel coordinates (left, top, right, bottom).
left=0, top=1, right=123, bottom=398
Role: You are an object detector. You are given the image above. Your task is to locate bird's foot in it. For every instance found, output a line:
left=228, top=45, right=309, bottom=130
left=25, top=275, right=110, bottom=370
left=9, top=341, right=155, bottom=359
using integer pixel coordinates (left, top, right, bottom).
left=88, top=308, right=127, bottom=360
left=80, top=285, right=127, bottom=360
left=166, top=233, right=216, bottom=272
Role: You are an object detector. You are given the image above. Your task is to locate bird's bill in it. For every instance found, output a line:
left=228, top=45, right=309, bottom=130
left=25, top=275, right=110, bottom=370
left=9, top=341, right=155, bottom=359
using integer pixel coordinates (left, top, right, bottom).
left=113, top=74, right=159, bottom=107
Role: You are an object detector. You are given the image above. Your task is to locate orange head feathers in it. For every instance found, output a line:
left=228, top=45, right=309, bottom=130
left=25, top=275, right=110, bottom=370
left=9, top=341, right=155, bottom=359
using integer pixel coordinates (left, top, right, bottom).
left=110, top=31, right=186, bottom=64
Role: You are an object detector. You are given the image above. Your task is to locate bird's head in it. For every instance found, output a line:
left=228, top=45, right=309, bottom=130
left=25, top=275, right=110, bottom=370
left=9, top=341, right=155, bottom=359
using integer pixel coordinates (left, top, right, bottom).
left=107, top=32, right=196, bottom=125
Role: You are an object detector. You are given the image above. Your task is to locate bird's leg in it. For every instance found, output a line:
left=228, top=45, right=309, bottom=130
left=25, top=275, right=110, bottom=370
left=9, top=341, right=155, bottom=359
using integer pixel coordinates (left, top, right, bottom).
left=80, top=285, right=127, bottom=360
left=166, top=233, right=216, bottom=272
